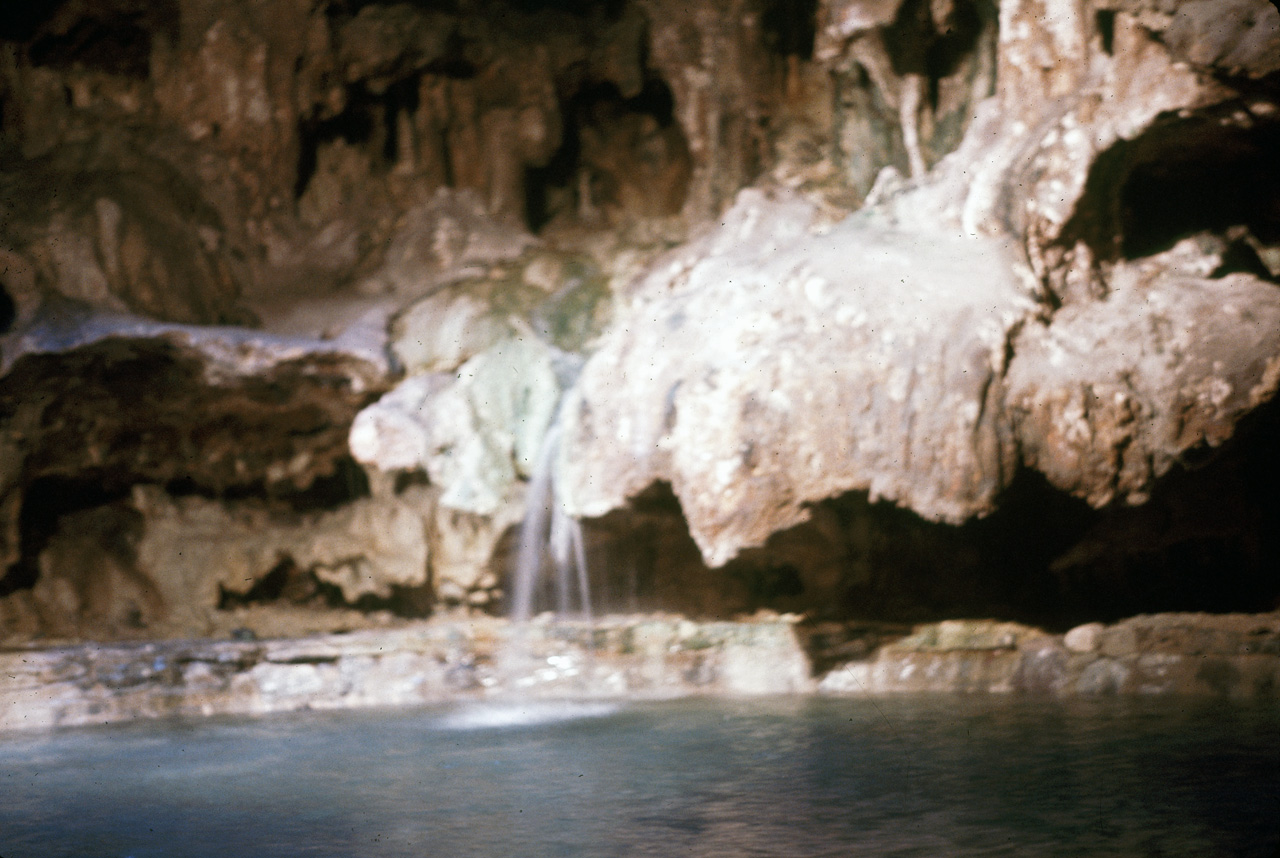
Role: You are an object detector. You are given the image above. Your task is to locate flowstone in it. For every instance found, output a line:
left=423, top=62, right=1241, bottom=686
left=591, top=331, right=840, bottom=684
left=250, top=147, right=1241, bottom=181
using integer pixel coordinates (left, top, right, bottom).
left=1, top=0, right=1278, bottom=642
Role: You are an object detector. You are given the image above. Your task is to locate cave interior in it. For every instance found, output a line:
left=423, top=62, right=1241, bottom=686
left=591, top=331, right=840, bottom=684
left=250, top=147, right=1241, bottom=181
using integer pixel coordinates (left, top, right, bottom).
left=0, top=0, right=1278, bottom=647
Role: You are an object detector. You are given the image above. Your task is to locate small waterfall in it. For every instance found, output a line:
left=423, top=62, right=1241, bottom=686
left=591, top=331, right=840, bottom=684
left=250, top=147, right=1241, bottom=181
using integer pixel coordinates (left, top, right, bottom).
left=510, top=416, right=591, bottom=623
left=490, top=367, right=602, bottom=705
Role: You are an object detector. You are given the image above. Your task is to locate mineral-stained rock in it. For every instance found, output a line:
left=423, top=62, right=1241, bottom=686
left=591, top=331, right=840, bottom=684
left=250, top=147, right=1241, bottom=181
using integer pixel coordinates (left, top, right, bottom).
left=1128, top=0, right=1280, bottom=77
left=558, top=0, right=1280, bottom=568
left=560, top=187, right=1035, bottom=565
left=134, top=485, right=431, bottom=632
left=819, top=613, right=1280, bottom=697
left=386, top=246, right=612, bottom=373
left=0, top=308, right=390, bottom=578
left=0, top=138, right=246, bottom=327
left=429, top=502, right=524, bottom=609
left=351, top=335, right=561, bottom=517
left=1006, top=247, right=1280, bottom=507
left=887, top=619, right=1048, bottom=652
left=360, top=190, right=539, bottom=299
left=1, top=0, right=1279, bottom=638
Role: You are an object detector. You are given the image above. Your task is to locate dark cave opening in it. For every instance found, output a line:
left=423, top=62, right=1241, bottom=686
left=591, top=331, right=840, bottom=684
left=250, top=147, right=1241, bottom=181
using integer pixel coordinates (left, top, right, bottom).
left=524, top=75, right=690, bottom=232
left=761, top=0, right=818, bottom=60
left=217, top=552, right=434, bottom=618
left=379, top=76, right=422, bottom=165
left=923, top=0, right=995, bottom=100
left=505, top=0, right=627, bottom=15
left=0, top=457, right=374, bottom=605
left=295, top=60, right=479, bottom=201
left=1095, top=9, right=1116, bottom=56
left=21, top=1, right=179, bottom=79
left=0, top=0, right=68, bottom=43
left=523, top=105, right=581, bottom=232
left=219, top=555, right=314, bottom=607
left=294, top=92, right=381, bottom=200
left=30, top=18, right=153, bottom=78
left=830, top=0, right=997, bottom=185
left=0, top=281, right=15, bottom=334
left=324, top=0, right=627, bottom=23
left=164, top=454, right=371, bottom=514
left=1068, top=109, right=1280, bottom=267
left=1121, top=121, right=1280, bottom=261
left=0, top=475, right=135, bottom=598
left=325, top=0, right=461, bottom=16
left=0, top=337, right=379, bottom=617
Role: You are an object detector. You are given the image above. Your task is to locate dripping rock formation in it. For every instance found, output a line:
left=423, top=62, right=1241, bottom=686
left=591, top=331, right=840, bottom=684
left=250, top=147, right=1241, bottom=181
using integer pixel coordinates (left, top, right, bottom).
left=0, top=0, right=1277, bottom=647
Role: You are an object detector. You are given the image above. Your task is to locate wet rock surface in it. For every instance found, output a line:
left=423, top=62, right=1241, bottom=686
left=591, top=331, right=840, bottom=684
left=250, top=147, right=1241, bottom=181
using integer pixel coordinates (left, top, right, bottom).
left=0, top=615, right=814, bottom=732
left=817, top=612, right=1280, bottom=698
left=6, top=611, right=1279, bottom=733
left=0, top=0, right=1278, bottom=652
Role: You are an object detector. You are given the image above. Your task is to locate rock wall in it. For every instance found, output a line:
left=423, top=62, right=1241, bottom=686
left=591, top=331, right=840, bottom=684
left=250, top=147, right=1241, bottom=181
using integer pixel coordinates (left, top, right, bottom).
left=0, top=0, right=1278, bottom=643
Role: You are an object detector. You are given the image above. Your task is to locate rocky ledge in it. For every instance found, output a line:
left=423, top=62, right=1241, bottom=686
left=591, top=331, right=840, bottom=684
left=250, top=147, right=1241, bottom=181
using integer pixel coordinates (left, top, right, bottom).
left=4, top=611, right=1278, bottom=733
left=818, top=612, right=1280, bottom=698
left=1, top=615, right=812, bottom=732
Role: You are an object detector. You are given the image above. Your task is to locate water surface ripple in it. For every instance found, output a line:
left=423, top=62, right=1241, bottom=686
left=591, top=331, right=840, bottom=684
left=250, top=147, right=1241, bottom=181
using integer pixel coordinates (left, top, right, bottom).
left=2, top=695, right=1278, bottom=857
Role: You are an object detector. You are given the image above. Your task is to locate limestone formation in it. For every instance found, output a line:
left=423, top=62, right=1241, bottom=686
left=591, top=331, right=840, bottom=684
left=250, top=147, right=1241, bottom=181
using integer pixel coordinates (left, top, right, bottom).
left=351, top=335, right=561, bottom=516
left=0, top=0, right=1277, bottom=641
left=0, top=313, right=388, bottom=593
left=559, top=0, right=1280, bottom=568
left=559, top=187, right=1035, bottom=564
left=818, top=613, right=1280, bottom=697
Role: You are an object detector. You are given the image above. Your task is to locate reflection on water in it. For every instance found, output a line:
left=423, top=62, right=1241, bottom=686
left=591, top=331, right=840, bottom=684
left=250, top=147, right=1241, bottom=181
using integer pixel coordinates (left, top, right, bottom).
left=436, top=701, right=621, bottom=730
left=2, top=695, right=1279, bottom=857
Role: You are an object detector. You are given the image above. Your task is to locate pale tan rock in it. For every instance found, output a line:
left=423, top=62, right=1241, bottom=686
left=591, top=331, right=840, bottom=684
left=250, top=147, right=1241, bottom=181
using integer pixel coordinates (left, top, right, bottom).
left=1006, top=263, right=1280, bottom=507
left=352, top=336, right=559, bottom=516
left=560, top=188, right=1033, bottom=565
left=391, top=291, right=510, bottom=375
left=431, top=501, right=525, bottom=604
left=1063, top=622, right=1105, bottom=653
left=132, top=486, right=431, bottom=636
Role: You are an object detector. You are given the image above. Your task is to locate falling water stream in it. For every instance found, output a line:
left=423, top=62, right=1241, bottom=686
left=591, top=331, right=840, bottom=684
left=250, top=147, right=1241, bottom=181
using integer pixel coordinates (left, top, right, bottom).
left=509, top=418, right=591, bottom=624
left=488, top=402, right=602, bottom=710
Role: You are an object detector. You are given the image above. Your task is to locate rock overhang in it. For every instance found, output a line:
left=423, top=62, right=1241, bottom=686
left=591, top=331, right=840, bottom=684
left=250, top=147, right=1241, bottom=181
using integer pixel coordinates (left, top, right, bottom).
left=558, top=188, right=1039, bottom=566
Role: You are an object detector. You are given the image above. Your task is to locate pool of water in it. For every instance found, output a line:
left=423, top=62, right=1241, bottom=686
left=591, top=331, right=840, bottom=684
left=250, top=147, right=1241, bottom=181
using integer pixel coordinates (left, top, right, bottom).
left=2, top=695, right=1278, bottom=857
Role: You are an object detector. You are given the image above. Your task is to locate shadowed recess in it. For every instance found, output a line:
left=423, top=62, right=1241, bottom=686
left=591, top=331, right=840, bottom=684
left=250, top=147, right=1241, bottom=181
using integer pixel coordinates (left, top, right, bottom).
left=1066, top=109, right=1280, bottom=265
left=525, top=75, right=690, bottom=232
left=23, top=0, right=179, bottom=79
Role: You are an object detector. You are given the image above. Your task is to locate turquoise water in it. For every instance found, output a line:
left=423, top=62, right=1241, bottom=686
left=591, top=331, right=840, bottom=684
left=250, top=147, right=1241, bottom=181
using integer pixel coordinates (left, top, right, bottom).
left=2, top=695, right=1278, bottom=857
